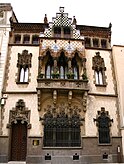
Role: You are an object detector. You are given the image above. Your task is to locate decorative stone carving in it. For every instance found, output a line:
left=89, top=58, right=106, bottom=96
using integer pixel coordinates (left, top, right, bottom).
left=37, top=89, right=41, bottom=111
left=94, top=107, right=113, bottom=143
left=40, top=103, right=84, bottom=126
left=92, top=52, right=106, bottom=71
left=53, top=90, right=57, bottom=105
left=7, top=99, right=31, bottom=128
left=68, top=90, right=72, bottom=105
left=82, top=91, right=88, bottom=112
left=17, top=50, right=32, bottom=68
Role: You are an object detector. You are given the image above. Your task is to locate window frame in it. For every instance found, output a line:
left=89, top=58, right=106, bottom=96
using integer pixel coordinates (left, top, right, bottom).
left=23, top=35, right=30, bottom=44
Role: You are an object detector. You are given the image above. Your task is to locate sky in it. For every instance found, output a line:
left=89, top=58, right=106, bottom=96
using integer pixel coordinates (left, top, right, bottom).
left=1, top=0, right=124, bottom=46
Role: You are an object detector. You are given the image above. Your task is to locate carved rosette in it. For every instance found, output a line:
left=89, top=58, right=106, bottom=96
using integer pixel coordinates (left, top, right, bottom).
left=7, top=99, right=31, bottom=129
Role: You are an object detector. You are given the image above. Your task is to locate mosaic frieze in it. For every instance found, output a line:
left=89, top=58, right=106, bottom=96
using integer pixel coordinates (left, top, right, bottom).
left=40, top=39, right=85, bottom=57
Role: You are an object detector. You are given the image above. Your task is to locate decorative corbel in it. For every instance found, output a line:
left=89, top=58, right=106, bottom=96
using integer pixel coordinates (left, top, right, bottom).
left=68, top=90, right=72, bottom=105
left=38, top=56, right=44, bottom=77
left=82, top=91, right=88, bottom=112
left=53, top=90, right=57, bottom=105
left=37, top=89, right=41, bottom=111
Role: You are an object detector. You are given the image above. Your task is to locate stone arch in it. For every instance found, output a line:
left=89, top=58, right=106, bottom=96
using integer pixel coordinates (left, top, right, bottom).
left=56, top=48, right=69, bottom=58
left=41, top=48, right=54, bottom=58
left=71, top=49, right=84, bottom=59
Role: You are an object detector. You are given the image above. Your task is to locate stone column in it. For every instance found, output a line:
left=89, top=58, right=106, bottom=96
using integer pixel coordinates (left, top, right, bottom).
left=38, top=56, right=43, bottom=77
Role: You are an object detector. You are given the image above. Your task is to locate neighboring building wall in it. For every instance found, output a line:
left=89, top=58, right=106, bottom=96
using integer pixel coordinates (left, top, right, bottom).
left=0, top=3, right=17, bottom=137
left=112, top=45, right=124, bottom=160
left=0, top=3, right=16, bottom=97
left=0, top=4, right=18, bottom=162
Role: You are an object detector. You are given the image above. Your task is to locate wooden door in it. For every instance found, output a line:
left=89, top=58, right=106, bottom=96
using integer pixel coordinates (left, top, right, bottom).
left=10, top=121, right=27, bottom=161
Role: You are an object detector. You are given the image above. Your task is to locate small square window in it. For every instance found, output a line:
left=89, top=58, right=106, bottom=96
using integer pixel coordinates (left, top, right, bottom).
left=23, top=35, right=30, bottom=44
left=101, top=39, right=107, bottom=48
left=93, top=38, right=99, bottom=47
left=14, top=35, right=21, bottom=44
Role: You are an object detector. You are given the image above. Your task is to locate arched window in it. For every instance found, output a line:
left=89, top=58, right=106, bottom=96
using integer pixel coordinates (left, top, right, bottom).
left=58, top=52, right=68, bottom=79
left=17, top=50, right=32, bottom=83
left=72, top=53, right=79, bottom=80
left=92, top=52, right=106, bottom=86
left=19, top=66, right=29, bottom=82
left=45, top=51, right=54, bottom=79
left=95, top=70, right=103, bottom=85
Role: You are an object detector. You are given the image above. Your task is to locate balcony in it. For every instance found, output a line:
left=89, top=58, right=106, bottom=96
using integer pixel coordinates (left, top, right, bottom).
left=37, top=78, right=89, bottom=91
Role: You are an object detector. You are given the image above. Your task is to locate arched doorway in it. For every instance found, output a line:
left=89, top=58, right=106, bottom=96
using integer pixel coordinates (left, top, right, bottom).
left=7, top=99, right=31, bottom=161
left=10, top=121, right=27, bottom=161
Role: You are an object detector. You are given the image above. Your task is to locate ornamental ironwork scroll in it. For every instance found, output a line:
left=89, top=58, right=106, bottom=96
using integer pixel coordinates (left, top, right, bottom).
left=40, top=104, right=84, bottom=147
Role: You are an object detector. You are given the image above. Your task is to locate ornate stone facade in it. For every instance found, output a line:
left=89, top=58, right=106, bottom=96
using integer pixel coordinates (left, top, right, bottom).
left=0, top=6, right=122, bottom=164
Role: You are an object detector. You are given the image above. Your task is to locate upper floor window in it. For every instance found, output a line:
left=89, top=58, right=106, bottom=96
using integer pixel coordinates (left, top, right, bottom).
left=64, top=27, right=71, bottom=38
left=54, top=27, right=61, bottom=38
left=19, top=66, right=29, bottom=82
left=101, top=39, right=107, bottom=49
left=17, top=50, right=32, bottom=83
left=85, top=37, right=91, bottom=47
left=72, top=54, right=79, bottom=80
left=53, top=26, right=71, bottom=38
left=93, top=38, right=99, bottom=47
left=14, top=35, right=21, bottom=44
left=58, top=52, right=68, bottom=79
left=92, top=52, right=106, bottom=86
left=43, top=51, right=82, bottom=80
left=23, top=35, right=30, bottom=44
left=95, top=70, right=103, bottom=85
left=45, top=51, right=54, bottom=79
left=32, top=35, right=39, bottom=44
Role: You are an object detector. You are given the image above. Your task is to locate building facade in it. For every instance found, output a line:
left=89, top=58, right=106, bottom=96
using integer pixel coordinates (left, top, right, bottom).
left=0, top=6, right=122, bottom=163
left=112, top=45, right=124, bottom=162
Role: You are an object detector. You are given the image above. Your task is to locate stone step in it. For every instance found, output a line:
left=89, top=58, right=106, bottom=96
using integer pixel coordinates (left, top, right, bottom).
left=0, top=162, right=26, bottom=164
left=8, top=162, right=26, bottom=164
